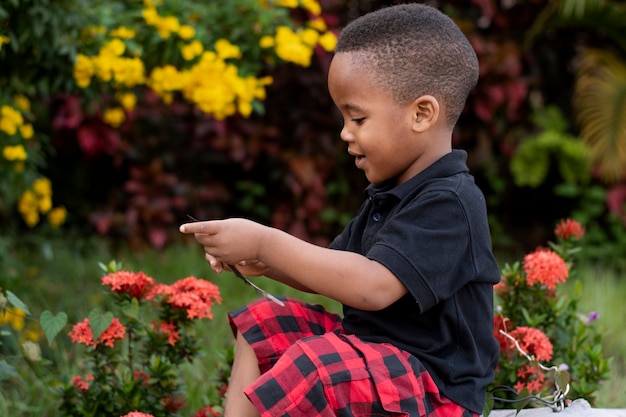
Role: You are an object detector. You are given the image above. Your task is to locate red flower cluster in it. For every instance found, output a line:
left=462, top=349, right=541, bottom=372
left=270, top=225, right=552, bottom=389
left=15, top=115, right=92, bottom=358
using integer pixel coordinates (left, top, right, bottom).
left=120, top=412, right=154, bottom=417
left=152, top=320, right=180, bottom=346
left=163, top=277, right=222, bottom=319
left=493, top=315, right=511, bottom=355
left=71, top=374, right=94, bottom=392
left=555, top=218, right=585, bottom=240
left=101, top=271, right=160, bottom=300
left=514, top=363, right=547, bottom=394
left=69, top=317, right=127, bottom=348
left=523, top=248, right=569, bottom=289
left=192, top=405, right=223, bottom=417
left=508, top=326, right=553, bottom=362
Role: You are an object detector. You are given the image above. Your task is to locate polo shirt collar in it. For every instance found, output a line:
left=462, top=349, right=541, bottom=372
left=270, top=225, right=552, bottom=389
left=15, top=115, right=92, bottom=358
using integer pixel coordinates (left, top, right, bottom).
left=364, top=149, right=469, bottom=201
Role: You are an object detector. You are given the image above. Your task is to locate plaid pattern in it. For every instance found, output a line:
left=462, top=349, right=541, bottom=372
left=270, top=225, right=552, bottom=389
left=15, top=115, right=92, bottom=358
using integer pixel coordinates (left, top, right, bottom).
left=229, top=298, right=478, bottom=417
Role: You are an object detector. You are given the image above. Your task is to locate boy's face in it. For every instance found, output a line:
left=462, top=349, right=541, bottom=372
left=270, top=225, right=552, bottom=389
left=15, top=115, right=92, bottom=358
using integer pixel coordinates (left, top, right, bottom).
left=328, top=52, right=431, bottom=185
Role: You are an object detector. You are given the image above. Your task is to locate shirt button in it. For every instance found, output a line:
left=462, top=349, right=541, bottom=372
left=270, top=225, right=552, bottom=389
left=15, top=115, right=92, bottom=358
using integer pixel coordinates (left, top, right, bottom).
left=372, top=213, right=382, bottom=222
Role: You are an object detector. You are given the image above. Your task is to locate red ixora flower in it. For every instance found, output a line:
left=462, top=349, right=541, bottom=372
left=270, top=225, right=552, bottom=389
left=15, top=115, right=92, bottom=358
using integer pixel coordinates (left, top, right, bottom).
left=165, top=277, right=222, bottom=319
left=523, top=248, right=569, bottom=289
left=514, top=363, right=548, bottom=394
left=152, top=320, right=180, bottom=346
left=192, top=405, right=223, bottom=417
left=120, top=412, right=155, bottom=417
left=508, top=326, right=553, bottom=362
left=69, top=317, right=126, bottom=348
left=493, top=315, right=512, bottom=355
left=555, top=218, right=585, bottom=240
left=101, top=271, right=158, bottom=300
left=71, top=374, right=94, bottom=392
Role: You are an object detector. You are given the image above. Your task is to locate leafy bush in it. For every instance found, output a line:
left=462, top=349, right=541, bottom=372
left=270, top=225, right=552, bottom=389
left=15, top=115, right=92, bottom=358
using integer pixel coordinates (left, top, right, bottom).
left=487, top=219, right=610, bottom=414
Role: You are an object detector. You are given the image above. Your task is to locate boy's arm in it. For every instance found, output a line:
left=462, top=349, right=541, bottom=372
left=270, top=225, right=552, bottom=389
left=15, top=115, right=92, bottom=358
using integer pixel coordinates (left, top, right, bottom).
left=180, top=218, right=407, bottom=311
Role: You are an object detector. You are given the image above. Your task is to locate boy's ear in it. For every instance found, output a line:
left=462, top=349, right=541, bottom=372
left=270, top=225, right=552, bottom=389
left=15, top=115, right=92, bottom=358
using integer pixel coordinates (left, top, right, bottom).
left=411, top=95, right=439, bottom=133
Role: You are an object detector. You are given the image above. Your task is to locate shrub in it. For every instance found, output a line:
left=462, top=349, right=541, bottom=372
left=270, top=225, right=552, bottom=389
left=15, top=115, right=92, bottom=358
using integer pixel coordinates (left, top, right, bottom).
left=487, top=218, right=610, bottom=414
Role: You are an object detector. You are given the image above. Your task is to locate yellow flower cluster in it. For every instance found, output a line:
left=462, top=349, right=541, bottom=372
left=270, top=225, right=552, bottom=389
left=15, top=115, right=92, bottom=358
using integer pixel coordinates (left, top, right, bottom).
left=0, top=306, right=41, bottom=344
left=258, top=1, right=337, bottom=67
left=18, top=177, right=67, bottom=228
left=72, top=0, right=336, bottom=121
left=73, top=39, right=146, bottom=89
left=2, top=99, right=35, bottom=171
left=0, top=34, right=9, bottom=51
left=261, top=25, right=336, bottom=67
left=148, top=41, right=272, bottom=119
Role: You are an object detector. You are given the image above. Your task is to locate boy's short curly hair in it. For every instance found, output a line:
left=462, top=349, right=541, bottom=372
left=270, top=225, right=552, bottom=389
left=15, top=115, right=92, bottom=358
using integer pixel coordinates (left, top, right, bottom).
left=335, top=3, right=479, bottom=127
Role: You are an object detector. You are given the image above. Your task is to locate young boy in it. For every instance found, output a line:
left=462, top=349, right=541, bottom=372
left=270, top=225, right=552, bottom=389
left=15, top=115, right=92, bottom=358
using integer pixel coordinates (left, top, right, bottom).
left=180, top=3, right=500, bottom=416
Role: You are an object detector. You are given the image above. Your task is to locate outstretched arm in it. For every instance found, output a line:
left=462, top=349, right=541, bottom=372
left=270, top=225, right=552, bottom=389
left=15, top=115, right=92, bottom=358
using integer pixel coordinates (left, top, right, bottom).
left=179, top=218, right=407, bottom=310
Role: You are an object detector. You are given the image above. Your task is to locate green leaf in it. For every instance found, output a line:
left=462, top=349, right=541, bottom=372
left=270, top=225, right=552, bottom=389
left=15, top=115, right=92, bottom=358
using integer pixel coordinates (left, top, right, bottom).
left=6, top=291, right=30, bottom=315
left=515, top=387, right=532, bottom=413
left=554, top=369, right=570, bottom=392
left=88, top=309, right=114, bottom=341
left=0, top=360, right=19, bottom=382
left=482, top=396, right=494, bottom=416
left=40, top=310, right=68, bottom=345
left=121, top=298, right=140, bottom=321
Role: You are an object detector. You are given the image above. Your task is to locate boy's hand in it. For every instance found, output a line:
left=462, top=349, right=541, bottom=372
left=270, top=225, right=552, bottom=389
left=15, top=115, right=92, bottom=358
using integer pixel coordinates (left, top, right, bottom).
left=179, top=218, right=269, bottom=273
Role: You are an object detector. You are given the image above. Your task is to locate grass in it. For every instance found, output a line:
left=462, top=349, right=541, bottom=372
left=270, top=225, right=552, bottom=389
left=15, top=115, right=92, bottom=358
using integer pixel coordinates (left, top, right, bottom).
left=564, top=264, right=626, bottom=408
left=1, top=237, right=624, bottom=416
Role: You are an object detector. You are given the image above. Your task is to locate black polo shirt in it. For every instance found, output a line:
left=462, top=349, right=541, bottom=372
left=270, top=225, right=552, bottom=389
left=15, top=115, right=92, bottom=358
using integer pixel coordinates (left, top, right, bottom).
left=329, top=150, right=500, bottom=413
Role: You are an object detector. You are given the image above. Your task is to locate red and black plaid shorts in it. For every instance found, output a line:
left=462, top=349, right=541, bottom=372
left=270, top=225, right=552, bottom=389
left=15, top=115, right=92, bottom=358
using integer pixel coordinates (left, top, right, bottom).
left=228, top=297, right=478, bottom=417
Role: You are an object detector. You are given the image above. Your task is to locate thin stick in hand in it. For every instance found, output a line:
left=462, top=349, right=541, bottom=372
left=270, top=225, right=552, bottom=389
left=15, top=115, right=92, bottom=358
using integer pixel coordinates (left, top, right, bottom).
left=186, top=215, right=285, bottom=306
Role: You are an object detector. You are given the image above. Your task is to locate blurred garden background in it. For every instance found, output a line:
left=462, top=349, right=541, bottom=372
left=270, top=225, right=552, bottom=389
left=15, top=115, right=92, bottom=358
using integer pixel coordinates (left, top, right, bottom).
left=1, top=0, right=626, bottom=416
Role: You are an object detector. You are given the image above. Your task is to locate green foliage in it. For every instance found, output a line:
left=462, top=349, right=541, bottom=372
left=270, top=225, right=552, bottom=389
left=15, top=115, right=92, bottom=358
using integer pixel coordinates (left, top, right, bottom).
left=488, top=219, right=610, bottom=411
left=511, top=105, right=590, bottom=188
left=0, top=0, right=89, bottom=96
left=54, top=262, right=225, bottom=417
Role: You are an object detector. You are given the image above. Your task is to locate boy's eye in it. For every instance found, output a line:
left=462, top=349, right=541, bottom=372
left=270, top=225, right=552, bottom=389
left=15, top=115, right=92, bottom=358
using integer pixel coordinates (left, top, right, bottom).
left=351, top=117, right=365, bottom=125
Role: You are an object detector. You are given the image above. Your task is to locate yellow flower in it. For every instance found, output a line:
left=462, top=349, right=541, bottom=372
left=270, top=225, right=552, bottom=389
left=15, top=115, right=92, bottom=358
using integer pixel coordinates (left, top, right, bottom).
left=308, top=17, right=327, bottom=32
left=149, top=65, right=183, bottom=93
left=20, top=124, right=34, bottom=139
left=3, top=145, right=27, bottom=161
left=73, top=54, right=95, bottom=87
left=18, top=190, right=37, bottom=214
left=178, top=25, right=195, bottom=40
left=109, top=26, right=136, bottom=39
left=142, top=7, right=159, bottom=25
left=215, top=39, right=241, bottom=60
left=301, top=0, right=321, bottom=15
left=111, top=56, right=146, bottom=87
left=300, top=28, right=319, bottom=46
left=1, top=307, right=25, bottom=331
left=274, top=26, right=313, bottom=67
left=260, top=35, right=275, bottom=48
left=91, top=53, right=115, bottom=82
left=32, top=177, right=52, bottom=197
left=48, top=206, right=67, bottom=228
left=0, top=105, right=24, bottom=135
left=13, top=94, right=31, bottom=112
left=0, top=35, right=10, bottom=51
left=103, top=107, right=126, bottom=128
left=156, top=15, right=180, bottom=39
left=116, top=92, right=137, bottom=112
left=181, top=40, right=203, bottom=61
left=318, top=31, right=337, bottom=52
left=276, top=0, right=298, bottom=8
left=38, top=195, right=52, bottom=214
left=101, top=38, right=126, bottom=56
left=23, top=210, right=40, bottom=227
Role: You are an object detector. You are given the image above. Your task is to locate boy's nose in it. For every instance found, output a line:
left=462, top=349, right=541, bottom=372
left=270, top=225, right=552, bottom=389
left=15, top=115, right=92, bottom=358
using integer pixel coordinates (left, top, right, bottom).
left=340, top=126, right=354, bottom=142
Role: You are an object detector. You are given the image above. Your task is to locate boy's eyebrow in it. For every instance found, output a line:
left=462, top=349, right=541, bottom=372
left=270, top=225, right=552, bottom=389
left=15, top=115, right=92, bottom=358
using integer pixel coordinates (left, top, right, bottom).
left=340, top=103, right=365, bottom=113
